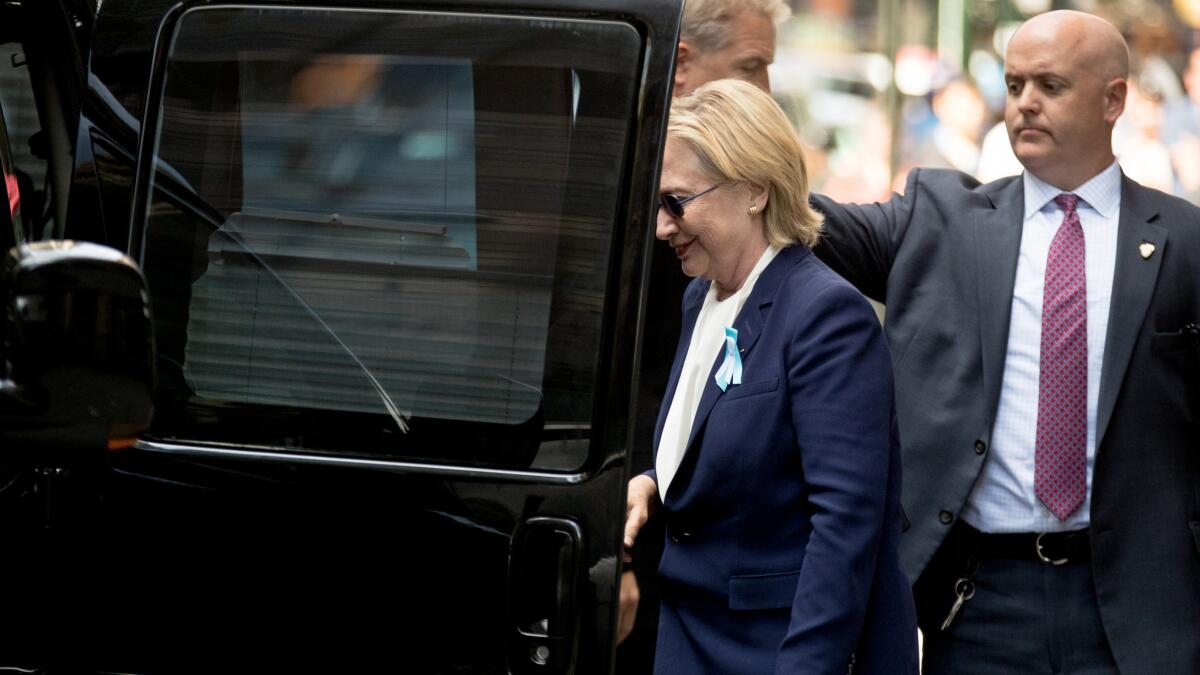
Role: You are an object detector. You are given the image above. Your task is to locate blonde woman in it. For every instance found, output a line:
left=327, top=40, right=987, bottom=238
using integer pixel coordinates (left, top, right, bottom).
left=623, top=80, right=917, bottom=674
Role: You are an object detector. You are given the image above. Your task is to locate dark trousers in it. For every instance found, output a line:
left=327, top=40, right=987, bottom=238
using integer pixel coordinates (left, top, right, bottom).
left=918, top=524, right=1119, bottom=675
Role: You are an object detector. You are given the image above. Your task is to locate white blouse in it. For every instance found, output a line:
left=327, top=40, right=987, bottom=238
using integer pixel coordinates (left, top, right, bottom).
left=656, top=245, right=779, bottom=500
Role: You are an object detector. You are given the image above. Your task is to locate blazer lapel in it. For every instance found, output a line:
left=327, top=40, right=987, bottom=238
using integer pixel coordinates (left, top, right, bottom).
left=653, top=282, right=707, bottom=451
left=680, top=246, right=803, bottom=454
left=1096, top=177, right=1166, bottom=448
left=974, top=178, right=1025, bottom=422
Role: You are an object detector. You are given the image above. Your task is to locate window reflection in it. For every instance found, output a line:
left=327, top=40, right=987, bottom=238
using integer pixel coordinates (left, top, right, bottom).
left=141, top=8, right=640, bottom=469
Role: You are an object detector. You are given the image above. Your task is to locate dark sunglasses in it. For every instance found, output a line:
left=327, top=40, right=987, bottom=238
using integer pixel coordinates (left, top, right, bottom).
left=658, top=183, right=722, bottom=219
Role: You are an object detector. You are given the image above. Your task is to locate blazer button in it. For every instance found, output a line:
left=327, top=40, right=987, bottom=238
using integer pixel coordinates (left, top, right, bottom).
left=939, top=510, right=954, bottom=525
left=974, top=440, right=987, bottom=455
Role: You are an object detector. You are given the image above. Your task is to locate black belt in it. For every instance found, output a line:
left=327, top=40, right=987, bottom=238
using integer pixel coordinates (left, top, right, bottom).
left=959, top=522, right=1091, bottom=565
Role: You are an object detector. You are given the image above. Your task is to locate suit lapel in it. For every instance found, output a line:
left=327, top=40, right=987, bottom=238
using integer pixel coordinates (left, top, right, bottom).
left=653, top=281, right=706, bottom=451
left=1096, top=177, right=1166, bottom=448
left=680, top=246, right=803, bottom=454
left=975, top=178, right=1025, bottom=422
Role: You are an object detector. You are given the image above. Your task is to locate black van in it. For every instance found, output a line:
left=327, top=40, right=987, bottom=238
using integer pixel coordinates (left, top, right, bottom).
left=0, top=0, right=682, bottom=672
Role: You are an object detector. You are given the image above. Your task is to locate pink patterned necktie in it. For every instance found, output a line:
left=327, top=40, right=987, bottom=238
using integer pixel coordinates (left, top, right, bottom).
left=1035, top=193, right=1088, bottom=521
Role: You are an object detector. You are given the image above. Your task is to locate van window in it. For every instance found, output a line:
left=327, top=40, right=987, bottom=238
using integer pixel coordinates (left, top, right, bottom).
left=139, top=7, right=641, bottom=470
left=0, top=43, right=42, bottom=244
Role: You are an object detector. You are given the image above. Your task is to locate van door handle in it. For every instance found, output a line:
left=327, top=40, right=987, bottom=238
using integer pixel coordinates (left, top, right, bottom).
left=508, top=516, right=583, bottom=674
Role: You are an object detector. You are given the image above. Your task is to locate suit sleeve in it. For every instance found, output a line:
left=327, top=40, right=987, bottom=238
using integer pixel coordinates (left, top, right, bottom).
left=810, top=169, right=923, bottom=303
left=775, top=279, right=898, bottom=674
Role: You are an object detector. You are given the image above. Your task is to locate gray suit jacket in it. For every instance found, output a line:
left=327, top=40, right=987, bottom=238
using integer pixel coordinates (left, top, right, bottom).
left=813, top=168, right=1200, bottom=675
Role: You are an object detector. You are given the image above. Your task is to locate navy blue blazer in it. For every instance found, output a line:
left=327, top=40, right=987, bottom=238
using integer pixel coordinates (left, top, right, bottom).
left=647, top=245, right=918, bottom=675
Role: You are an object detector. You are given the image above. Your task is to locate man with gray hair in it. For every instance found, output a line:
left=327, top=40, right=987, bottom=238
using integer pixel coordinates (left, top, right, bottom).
left=672, top=0, right=790, bottom=96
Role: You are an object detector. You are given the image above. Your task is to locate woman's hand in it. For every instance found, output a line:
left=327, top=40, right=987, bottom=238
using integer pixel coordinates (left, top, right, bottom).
left=623, top=474, right=659, bottom=559
left=616, top=570, right=640, bottom=645
left=617, top=474, right=657, bottom=645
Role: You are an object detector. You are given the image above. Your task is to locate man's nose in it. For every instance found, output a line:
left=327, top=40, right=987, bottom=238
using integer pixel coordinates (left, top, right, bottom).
left=751, top=70, right=770, bottom=94
left=1015, top=86, right=1039, bottom=113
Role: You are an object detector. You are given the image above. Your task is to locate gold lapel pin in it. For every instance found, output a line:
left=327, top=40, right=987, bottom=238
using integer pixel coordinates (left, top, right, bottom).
left=1138, top=241, right=1156, bottom=260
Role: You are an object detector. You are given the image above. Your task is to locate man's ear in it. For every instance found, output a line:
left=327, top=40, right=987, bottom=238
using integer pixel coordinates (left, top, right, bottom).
left=1104, top=78, right=1128, bottom=124
left=674, top=41, right=693, bottom=96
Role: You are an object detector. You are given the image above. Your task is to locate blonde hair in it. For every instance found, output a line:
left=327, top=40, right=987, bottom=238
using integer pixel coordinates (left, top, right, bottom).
left=669, top=79, right=823, bottom=248
left=682, top=0, right=792, bottom=53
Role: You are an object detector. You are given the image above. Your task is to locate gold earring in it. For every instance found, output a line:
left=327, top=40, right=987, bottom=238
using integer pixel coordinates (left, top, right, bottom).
left=748, top=205, right=760, bottom=215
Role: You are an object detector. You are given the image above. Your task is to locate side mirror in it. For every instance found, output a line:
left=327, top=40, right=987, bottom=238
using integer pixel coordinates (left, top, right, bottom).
left=1, top=241, right=155, bottom=455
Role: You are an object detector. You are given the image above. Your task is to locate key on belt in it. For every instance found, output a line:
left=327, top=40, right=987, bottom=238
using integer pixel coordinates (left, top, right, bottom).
left=940, top=577, right=975, bottom=631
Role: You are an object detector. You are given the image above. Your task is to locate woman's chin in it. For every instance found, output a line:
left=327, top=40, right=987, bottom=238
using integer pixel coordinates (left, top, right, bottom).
left=679, top=259, right=706, bottom=279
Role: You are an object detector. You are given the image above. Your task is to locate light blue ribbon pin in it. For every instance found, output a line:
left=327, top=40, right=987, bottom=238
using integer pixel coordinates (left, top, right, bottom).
left=714, top=326, right=743, bottom=392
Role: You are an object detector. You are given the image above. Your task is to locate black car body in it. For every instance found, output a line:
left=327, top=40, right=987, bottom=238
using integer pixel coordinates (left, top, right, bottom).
left=1, top=0, right=683, bottom=672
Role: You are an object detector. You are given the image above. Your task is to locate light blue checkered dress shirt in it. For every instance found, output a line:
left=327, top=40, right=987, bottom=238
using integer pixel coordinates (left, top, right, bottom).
left=961, top=161, right=1123, bottom=533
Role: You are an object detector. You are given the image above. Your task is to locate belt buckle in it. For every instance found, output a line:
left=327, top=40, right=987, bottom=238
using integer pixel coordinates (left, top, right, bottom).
left=1035, top=532, right=1069, bottom=566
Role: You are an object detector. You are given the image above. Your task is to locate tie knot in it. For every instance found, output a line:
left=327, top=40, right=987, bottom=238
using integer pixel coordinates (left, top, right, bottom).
left=1054, top=193, right=1080, bottom=215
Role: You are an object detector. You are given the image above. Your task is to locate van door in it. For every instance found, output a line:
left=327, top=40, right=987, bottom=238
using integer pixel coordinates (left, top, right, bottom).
left=0, top=100, right=21, bottom=249
left=3, top=1, right=682, bottom=672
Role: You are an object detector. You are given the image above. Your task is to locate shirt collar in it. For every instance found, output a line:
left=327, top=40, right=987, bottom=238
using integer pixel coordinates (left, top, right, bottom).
left=742, top=245, right=780, bottom=293
left=708, top=245, right=780, bottom=304
left=1023, top=160, right=1122, bottom=221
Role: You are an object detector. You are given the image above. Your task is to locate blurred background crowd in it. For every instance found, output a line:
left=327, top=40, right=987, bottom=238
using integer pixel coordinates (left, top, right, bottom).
left=4, top=0, right=1198, bottom=210
left=770, top=0, right=1200, bottom=205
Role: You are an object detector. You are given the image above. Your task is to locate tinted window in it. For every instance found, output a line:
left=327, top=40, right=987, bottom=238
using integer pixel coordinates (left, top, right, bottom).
left=139, top=7, right=641, bottom=470
left=0, top=43, right=43, bottom=243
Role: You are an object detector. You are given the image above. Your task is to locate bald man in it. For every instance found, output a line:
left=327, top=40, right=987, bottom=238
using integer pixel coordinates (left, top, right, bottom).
left=812, top=11, right=1200, bottom=674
